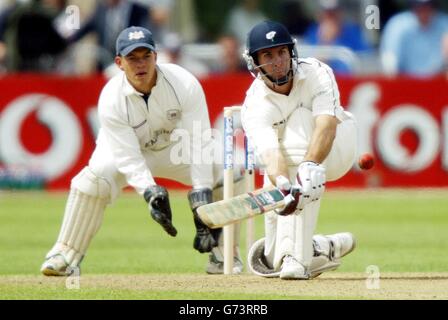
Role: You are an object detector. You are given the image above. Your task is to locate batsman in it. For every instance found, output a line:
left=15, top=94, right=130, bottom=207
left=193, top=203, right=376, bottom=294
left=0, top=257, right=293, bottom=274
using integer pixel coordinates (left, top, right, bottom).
left=241, top=21, right=358, bottom=279
left=40, top=26, right=243, bottom=276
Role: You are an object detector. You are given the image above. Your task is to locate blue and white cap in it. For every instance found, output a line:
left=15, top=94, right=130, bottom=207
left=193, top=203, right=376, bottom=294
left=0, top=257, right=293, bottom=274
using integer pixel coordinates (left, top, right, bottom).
left=116, top=26, right=156, bottom=56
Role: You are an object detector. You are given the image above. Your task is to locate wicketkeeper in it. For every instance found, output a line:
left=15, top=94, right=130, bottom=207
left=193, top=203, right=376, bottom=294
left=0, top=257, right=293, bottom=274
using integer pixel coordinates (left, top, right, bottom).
left=241, top=21, right=358, bottom=279
left=40, top=26, right=243, bottom=276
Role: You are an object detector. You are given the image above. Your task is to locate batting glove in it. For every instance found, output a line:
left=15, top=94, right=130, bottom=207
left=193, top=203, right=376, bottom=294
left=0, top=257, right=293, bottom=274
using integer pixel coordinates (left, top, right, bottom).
left=144, top=185, right=177, bottom=237
left=275, top=175, right=305, bottom=215
left=296, top=161, right=326, bottom=204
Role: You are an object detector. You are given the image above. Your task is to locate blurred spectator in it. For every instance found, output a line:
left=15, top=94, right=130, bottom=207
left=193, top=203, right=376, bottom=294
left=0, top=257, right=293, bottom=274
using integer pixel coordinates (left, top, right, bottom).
left=67, top=0, right=151, bottom=71
left=378, top=0, right=408, bottom=28
left=380, top=0, right=448, bottom=77
left=0, top=1, right=12, bottom=13
left=280, top=0, right=312, bottom=39
left=0, top=0, right=67, bottom=72
left=224, top=0, right=268, bottom=45
left=134, top=0, right=173, bottom=42
left=158, top=32, right=210, bottom=78
left=0, top=42, right=5, bottom=73
left=211, top=34, right=246, bottom=74
left=303, top=0, right=373, bottom=74
left=444, top=33, right=448, bottom=78
left=51, top=0, right=78, bottom=39
left=148, top=0, right=173, bottom=42
left=0, top=1, right=12, bottom=72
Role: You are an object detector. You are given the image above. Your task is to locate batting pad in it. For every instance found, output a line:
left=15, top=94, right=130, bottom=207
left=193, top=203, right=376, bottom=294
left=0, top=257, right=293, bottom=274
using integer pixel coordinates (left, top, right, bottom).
left=293, top=200, right=321, bottom=268
left=248, top=235, right=341, bottom=278
left=46, top=167, right=110, bottom=267
left=308, top=234, right=341, bottom=278
left=272, top=199, right=321, bottom=270
left=247, top=237, right=280, bottom=278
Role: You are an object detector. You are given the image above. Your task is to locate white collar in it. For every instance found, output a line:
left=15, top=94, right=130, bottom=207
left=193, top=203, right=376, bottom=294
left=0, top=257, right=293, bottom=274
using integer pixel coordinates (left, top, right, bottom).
left=122, top=73, right=139, bottom=97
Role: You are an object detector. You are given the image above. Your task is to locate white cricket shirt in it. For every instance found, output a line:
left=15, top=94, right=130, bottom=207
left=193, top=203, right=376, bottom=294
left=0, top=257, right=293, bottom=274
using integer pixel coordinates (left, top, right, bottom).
left=97, top=63, right=213, bottom=194
left=241, top=58, right=349, bottom=155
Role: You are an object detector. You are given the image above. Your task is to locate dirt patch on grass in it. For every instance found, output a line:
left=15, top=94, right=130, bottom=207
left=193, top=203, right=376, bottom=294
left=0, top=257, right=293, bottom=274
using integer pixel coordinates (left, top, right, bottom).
left=1, top=273, right=447, bottom=299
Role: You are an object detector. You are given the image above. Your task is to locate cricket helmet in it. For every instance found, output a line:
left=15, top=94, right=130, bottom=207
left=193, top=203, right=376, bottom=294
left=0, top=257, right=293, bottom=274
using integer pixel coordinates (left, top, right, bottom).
left=243, top=21, right=299, bottom=85
left=245, top=20, right=295, bottom=57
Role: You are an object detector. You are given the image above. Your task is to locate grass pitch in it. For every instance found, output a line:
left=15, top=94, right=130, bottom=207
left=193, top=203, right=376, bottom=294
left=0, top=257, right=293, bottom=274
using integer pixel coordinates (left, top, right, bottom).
left=0, top=189, right=447, bottom=299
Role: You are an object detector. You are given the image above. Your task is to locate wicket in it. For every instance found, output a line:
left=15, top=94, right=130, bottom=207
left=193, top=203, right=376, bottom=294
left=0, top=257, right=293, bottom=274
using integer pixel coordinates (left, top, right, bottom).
left=223, top=106, right=256, bottom=275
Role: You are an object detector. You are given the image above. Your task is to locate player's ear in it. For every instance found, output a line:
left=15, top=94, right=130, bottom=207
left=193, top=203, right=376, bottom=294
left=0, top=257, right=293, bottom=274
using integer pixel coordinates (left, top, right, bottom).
left=153, top=51, right=157, bottom=62
left=115, top=56, right=124, bottom=70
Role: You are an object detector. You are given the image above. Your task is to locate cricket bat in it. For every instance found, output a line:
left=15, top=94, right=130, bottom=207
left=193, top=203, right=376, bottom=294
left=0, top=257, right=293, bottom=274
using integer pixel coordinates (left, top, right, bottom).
left=197, top=185, right=286, bottom=229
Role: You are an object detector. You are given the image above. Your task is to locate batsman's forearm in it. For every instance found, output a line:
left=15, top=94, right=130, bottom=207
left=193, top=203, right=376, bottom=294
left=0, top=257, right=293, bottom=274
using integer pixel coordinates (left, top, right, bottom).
left=304, top=115, right=338, bottom=163
left=304, top=127, right=336, bottom=163
left=261, top=149, right=289, bottom=185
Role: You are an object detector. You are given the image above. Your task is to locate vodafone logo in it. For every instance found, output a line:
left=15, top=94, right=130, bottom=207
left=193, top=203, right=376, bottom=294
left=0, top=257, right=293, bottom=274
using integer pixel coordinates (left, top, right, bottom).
left=349, top=83, right=448, bottom=173
left=0, top=76, right=446, bottom=189
left=0, top=94, right=82, bottom=180
left=377, top=105, right=441, bottom=172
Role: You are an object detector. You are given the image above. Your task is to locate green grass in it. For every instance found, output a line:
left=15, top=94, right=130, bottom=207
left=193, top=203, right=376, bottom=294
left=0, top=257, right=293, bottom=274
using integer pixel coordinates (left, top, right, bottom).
left=0, top=191, right=210, bottom=275
left=0, top=189, right=447, bottom=299
left=319, top=189, right=448, bottom=273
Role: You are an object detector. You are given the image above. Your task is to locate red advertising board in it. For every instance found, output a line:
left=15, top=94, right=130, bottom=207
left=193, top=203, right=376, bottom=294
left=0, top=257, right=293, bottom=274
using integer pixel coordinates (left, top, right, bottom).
left=0, top=73, right=447, bottom=189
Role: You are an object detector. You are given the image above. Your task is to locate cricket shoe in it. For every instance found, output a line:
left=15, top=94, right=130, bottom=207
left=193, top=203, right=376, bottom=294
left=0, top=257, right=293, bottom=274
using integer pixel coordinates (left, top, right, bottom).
left=206, top=251, right=243, bottom=275
left=279, top=255, right=309, bottom=280
left=309, top=232, right=356, bottom=278
left=40, top=254, right=76, bottom=276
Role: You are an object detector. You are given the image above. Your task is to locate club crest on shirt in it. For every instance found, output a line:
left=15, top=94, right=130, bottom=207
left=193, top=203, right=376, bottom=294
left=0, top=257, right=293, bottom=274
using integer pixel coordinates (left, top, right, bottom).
left=167, top=109, right=181, bottom=120
left=266, top=31, right=276, bottom=41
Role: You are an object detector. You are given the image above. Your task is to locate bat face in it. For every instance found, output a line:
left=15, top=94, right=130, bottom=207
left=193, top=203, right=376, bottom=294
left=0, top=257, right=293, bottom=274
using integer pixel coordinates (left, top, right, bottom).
left=245, top=188, right=284, bottom=212
left=197, top=186, right=286, bottom=228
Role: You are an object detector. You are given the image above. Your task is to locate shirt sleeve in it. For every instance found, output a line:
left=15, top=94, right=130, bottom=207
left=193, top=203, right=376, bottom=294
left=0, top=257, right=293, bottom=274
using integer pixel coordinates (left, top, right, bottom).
left=308, top=61, right=343, bottom=119
left=98, top=92, right=156, bottom=195
left=241, top=99, right=280, bottom=156
left=181, top=75, right=214, bottom=189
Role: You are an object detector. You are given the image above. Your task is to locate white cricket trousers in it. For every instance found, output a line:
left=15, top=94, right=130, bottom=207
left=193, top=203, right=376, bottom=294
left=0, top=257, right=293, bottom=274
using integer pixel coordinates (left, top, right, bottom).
left=263, top=107, right=357, bottom=270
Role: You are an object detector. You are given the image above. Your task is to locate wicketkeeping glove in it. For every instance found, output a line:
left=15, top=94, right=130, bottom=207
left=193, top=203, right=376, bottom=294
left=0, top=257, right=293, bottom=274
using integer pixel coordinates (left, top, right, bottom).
left=144, top=185, right=177, bottom=237
left=188, top=187, right=220, bottom=253
left=296, top=161, right=326, bottom=204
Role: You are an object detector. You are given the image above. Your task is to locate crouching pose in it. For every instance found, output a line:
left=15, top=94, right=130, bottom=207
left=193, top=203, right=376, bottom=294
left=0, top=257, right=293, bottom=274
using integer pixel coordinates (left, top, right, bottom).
left=241, top=21, right=357, bottom=279
left=40, top=26, right=242, bottom=276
